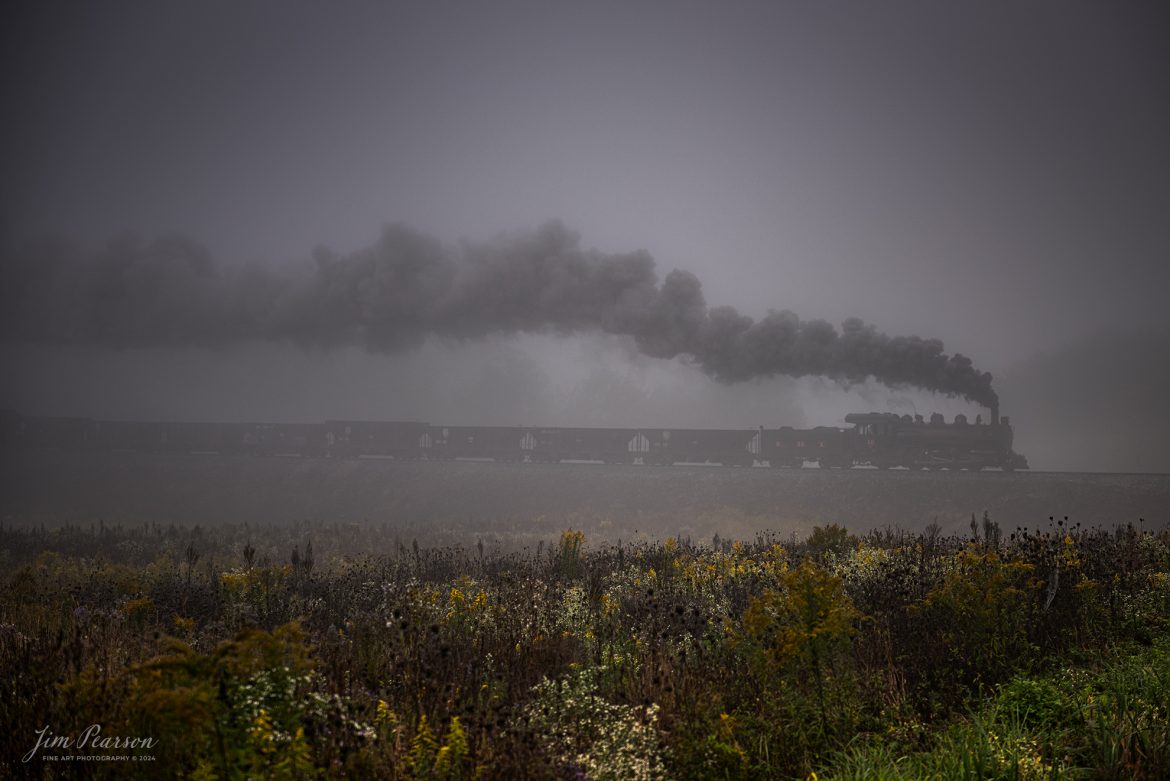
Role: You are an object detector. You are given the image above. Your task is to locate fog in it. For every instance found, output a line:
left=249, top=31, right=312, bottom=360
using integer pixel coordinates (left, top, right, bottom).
left=998, top=327, right=1170, bottom=474
left=3, top=2, right=1169, bottom=472
left=0, top=334, right=807, bottom=428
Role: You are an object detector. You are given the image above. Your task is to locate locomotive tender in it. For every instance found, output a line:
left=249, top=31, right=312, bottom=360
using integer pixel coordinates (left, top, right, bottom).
left=1, top=408, right=1028, bottom=470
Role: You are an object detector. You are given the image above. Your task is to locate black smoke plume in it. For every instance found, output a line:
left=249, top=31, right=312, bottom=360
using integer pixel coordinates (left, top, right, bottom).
left=0, top=222, right=997, bottom=408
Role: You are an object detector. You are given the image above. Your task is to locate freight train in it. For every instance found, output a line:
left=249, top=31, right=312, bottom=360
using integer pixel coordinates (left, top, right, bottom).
left=0, top=408, right=1028, bottom=470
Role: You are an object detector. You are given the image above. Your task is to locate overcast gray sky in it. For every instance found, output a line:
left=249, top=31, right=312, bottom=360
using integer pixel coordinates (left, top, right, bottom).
left=3, top=1, right=1169, bottom=469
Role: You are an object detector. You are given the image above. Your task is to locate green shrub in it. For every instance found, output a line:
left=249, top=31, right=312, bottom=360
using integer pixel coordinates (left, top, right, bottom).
left=997, top=676, right=1070, bottom=731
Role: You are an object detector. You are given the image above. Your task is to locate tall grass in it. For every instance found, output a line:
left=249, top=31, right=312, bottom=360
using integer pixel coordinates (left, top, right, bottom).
left=0, top=518, right=1166, bottom=778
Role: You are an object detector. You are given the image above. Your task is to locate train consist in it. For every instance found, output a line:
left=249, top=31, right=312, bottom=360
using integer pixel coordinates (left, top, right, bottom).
left=0, top=408, right=1028, bottom=470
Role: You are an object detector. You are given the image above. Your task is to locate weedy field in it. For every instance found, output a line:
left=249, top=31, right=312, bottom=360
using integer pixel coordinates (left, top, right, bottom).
left=1, top=517, right=1168, bottom=779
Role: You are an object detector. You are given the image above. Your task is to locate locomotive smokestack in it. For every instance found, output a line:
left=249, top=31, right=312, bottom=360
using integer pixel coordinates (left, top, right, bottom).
left=991, top=403, right=1000, bottom=426
left=0, top=222, right=1001, bottom=407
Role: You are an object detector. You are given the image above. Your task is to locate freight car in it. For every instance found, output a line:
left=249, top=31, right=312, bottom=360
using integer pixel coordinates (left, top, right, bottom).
left=1, top=413, right=94, bottom=450
left=239, top=423, right=327, bottom=458
left=525, top=428, right=644, bottom=464
left=423, top=426, right=518, bottom=461
left=643, top=428, right=759, bottom=467
left=0, top=409, right=1028, bottom=470
left=759, top=426, right=851, bottom=469
left=93, top=420, right=170, bottom=453
left=325, top=420, right=429, bottom=459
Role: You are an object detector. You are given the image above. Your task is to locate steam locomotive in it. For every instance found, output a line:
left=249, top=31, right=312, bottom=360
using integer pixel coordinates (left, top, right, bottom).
left=0, top=408, right=1028, bottom=470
